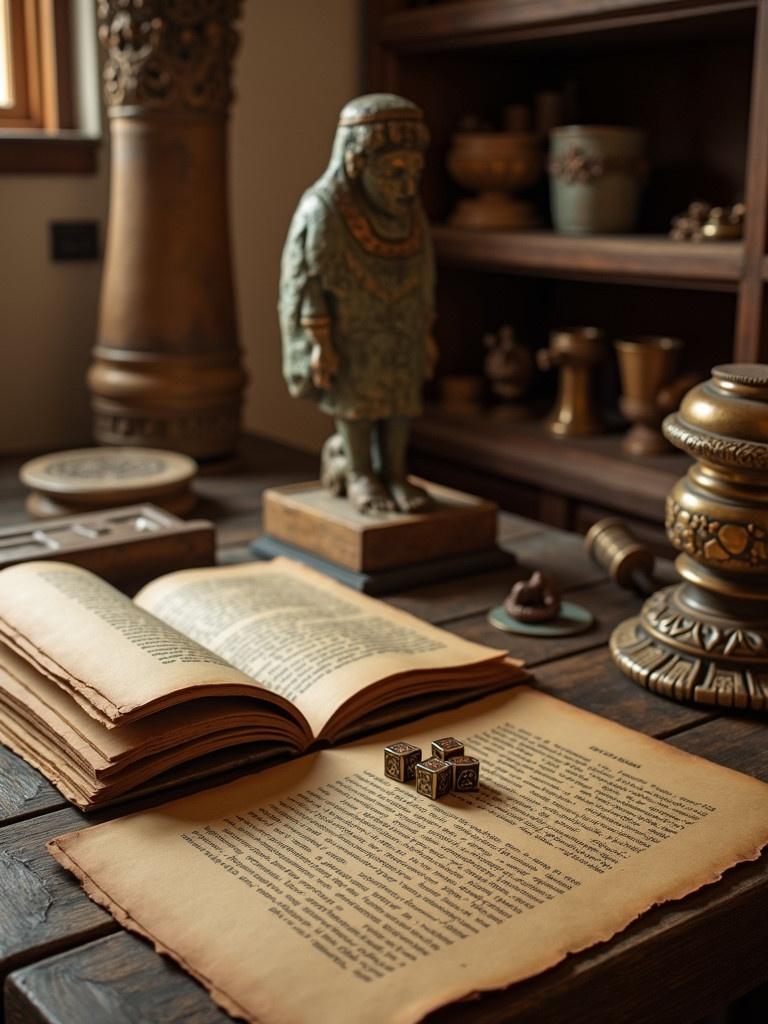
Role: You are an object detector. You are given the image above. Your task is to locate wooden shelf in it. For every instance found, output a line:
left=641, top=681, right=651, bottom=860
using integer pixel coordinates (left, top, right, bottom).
left=411, top=409, right=687, bottom=524
left=432, top=227, right=743, bottom=291
left=370, top=0, right=768, bottom=529
left=380, top=0, right=756, bottom=52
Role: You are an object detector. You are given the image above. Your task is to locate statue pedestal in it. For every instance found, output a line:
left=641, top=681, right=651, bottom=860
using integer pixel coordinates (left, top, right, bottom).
left=250, top=480, right=514, bottom=594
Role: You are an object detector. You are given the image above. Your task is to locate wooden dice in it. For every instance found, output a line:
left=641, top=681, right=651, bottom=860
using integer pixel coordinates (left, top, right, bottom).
left=431, top=736, right=464, bottom=760
left=415, top=757, right=452, bottom=799
left=448, top=755, right=480, bottom=791
left=384, top=741, right=422, bottom=782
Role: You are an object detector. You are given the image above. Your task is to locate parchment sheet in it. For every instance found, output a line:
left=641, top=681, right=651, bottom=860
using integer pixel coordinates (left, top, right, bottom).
left=49, top=687, right=768, bottom=1024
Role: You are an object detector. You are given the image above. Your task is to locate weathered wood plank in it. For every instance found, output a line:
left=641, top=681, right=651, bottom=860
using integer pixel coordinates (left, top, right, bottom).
left=496, top=513, right=543, bottom=546
left=0, top=809, right=116, bottom=986
left=531, top=646, right=713, bottom=736
left=0, top=749, right=66, bottom=827
left=446, top=579, right=641, bottom=664
left=9, top=864, right=765, bottom=1024
left=387, top=526, right=605, bottom=624
left=5, top=933, right=231, bottom=1024
left=667, top=714, right=768, bottom=783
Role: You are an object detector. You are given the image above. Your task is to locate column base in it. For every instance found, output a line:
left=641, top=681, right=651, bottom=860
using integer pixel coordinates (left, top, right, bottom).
left=610, top=585, right=768, bottom=711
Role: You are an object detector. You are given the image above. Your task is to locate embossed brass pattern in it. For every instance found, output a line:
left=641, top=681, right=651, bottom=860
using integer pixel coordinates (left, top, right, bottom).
left=611, top=363, right=768, bottom=711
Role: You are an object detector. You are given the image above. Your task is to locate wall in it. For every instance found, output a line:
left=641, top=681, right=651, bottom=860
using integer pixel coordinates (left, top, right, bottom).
left=0, top=0, right=360, bottom=456
left=0, top=0, right=106, bottom=455
left=233, top=0, right=360, bottom=453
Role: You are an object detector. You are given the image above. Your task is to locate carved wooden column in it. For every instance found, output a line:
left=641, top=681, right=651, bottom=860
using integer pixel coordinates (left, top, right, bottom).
left=89, top=1, right=246, bottom=459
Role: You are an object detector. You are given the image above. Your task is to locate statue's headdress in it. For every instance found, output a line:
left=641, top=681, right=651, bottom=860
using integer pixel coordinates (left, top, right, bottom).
left=328, top=93, right=429, bottom=181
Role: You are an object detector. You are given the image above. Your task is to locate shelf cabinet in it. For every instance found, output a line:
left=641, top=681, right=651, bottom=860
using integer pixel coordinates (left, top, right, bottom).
left=432, top=227, right=743, bottom=290
left=366, top=0, right=768, bottom=535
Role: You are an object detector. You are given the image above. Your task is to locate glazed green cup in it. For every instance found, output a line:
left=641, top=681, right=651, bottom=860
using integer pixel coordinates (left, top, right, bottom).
left=549, top=125, right=646, bottom=234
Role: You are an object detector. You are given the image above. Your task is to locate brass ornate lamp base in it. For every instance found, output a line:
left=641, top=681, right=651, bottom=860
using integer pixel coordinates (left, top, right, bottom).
left=611, top=586, right=768, bottom=710
left=611, top=363, right=768, bottom=712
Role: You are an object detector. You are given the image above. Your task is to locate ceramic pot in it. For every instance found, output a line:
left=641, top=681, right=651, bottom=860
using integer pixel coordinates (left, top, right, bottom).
left=549, top=125, right=646, bottom=234
left=447, top=131, right=544, bottom=230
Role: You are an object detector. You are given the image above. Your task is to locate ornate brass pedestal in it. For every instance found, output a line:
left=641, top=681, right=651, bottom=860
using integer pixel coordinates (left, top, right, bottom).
left=611, top=364, right=768, bottom=711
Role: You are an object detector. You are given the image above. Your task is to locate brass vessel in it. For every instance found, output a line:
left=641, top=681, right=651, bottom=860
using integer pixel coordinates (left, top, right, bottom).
left=614, top=335, right=684, bottom=455
left=537, top=327, right=605, bottom=436
left=611, top=364, right=768, bottom=710
left=446, top=131, right=544, bottom=230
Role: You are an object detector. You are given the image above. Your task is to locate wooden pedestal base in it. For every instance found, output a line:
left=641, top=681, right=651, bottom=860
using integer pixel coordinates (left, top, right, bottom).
left=254, top=479, right=513, bottom=594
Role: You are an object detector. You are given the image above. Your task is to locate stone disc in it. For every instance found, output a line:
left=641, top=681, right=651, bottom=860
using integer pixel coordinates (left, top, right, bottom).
left=487, top=602, right=594, bottom=637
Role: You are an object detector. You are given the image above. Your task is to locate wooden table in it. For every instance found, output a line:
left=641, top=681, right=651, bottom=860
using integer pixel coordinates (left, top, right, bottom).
left=0, top=437, right=766, bottom=1024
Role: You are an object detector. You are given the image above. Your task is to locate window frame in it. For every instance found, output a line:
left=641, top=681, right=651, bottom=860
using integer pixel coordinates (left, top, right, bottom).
left=0, top=0, right=98, bottom=174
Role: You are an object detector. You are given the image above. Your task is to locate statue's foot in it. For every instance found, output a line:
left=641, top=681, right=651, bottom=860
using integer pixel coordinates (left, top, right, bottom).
left=388, top=479, right=431, bottom=513
left=347, top=474, right=395, bottom=514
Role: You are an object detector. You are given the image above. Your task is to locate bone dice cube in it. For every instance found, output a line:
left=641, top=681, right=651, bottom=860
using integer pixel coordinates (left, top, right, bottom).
left=431, top=736, right=464, bottom=760
left=415, top=757, right=452, bottom=799
left=448, top=755, right=480, bottom=792
left=384, top=741, right=421, bottom=782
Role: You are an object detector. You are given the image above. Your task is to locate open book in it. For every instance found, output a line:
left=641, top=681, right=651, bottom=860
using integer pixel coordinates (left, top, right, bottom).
left=0, top=557, right=526, bottom=809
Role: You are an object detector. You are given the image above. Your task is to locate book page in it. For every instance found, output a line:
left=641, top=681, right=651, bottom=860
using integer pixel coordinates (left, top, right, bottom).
left=0, top=562, right=285, bottom=726
left=0, top=642, right=306, bottom=772
left=136, top=559, right=515, bottom=736
left=49, top=688, right=768, bottom=1024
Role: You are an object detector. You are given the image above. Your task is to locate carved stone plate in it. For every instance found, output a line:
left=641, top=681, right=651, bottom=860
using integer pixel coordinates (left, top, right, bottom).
left=20, top=447, right=198, bottom=518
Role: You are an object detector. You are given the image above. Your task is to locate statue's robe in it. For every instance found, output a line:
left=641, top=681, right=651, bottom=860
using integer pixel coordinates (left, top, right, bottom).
left=279, top=182, right=434, bottom=421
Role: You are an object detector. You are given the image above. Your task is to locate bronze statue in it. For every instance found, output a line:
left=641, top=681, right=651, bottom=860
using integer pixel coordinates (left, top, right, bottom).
left=504, top=571, right=561, bottom=623
left=279, top=93, right=436, bottom=514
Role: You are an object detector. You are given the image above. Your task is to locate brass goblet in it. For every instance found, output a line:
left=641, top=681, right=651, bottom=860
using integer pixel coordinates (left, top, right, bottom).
left=614, top=335, right=683, bottom=456
left=537, top=327, right=606, bottom=437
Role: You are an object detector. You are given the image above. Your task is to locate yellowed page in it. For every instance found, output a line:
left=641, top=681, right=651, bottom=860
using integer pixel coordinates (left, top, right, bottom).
left=0, top=562, right=296, bottom=726
left=136, top=558, right=515, bottom=736
left=50, top=688, right=768, bottom=1024
left=0, top=642, right=306, bottom=771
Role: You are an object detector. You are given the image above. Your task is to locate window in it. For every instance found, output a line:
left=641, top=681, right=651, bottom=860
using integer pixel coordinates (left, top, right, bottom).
left=0, top=0, right=98, bottom=173
left=0, top=2, right=12, bottom=109
left=0, top=0, right=73, bottom=130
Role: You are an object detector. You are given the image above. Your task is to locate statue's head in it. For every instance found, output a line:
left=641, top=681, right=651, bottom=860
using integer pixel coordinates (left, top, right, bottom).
left=331, top=93, right=429, bottom=219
